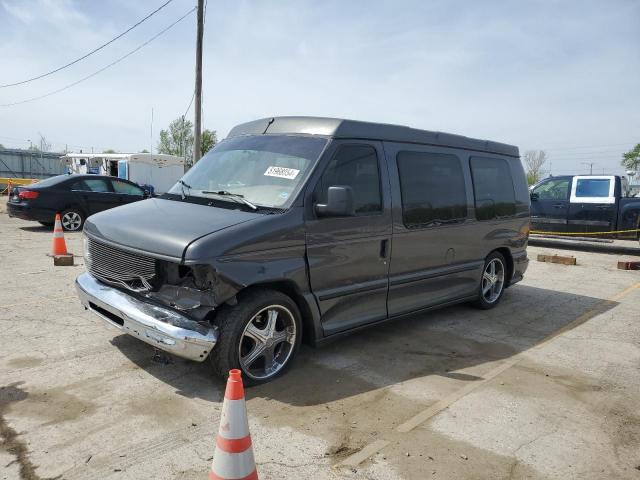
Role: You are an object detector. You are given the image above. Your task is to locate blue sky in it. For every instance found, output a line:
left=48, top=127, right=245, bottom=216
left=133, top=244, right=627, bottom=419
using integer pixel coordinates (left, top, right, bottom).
left=0, top=0, right=638, bottom=175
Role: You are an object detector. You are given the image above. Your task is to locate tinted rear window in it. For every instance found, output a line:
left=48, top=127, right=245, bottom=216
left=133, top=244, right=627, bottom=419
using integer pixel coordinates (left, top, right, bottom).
left=397, top=151, right=467, bottom=228
left=470, top=157, right=517, bottom=220
left=32, top=175, right=68, bottom=188
left=71, top=179, right=111, bottom=192
left=575, top=178, right=611, bottom=197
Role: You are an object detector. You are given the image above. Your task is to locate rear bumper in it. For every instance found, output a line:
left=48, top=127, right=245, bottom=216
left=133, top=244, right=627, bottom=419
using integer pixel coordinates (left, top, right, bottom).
left=75, top=272, right=217, bottom=362
left=7, top=202, right=33, bottom=220
left=6, top=202, right=51, bottom=222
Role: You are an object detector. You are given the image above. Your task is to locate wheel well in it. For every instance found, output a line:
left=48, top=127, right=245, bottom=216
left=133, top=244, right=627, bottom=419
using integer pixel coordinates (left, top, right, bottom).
left=62, top=204, right=87, bottom=217
left=493, top=247, right=514, bottom=286
left=238, top=281, right=316, bottom=345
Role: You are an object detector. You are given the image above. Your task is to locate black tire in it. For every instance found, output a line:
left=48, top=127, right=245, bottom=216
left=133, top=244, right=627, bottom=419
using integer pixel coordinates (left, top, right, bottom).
left=472, top=251, right=507, bottom=310
left=209, top=288, right=302, bottom=386
left=60, top=208, right=85, bottom=232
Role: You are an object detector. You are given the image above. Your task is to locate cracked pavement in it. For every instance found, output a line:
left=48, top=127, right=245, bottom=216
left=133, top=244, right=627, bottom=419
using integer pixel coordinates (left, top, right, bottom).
left=1, top=204, right=639, bottom=479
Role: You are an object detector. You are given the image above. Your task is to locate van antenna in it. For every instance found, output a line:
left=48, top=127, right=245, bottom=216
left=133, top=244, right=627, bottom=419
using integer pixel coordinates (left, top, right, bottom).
left=262, top=117, right=275, bottom=134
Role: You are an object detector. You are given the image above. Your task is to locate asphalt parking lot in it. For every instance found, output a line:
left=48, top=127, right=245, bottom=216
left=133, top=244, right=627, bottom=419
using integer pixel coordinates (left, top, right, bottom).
left=1, top=205, right=639, bottom=480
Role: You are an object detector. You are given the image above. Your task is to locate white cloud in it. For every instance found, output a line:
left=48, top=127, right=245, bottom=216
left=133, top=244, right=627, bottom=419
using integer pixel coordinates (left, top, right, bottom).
left=1, top=0, right=35, bottom=24
left=0, top=0, right=638, bottom=174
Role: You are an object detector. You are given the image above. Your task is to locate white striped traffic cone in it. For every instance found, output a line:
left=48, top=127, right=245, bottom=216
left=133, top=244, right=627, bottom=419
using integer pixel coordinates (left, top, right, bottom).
left=51, top=213, right=68, bottom=255
left=209, top=369, right=258, bottom=480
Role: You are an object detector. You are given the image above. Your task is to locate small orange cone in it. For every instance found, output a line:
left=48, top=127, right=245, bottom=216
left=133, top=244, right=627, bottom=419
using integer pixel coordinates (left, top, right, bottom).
left=51, top=213, right=68, bottom=256
left=209, top=370, right=258, bottom=480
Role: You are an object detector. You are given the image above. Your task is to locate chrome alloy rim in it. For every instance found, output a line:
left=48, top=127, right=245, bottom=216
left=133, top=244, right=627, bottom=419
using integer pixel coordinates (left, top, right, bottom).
left=239, top=305, right=297, bottom=380
left=61, top=211, right=82, bottom=231
left=482, top=258, right=505, bottom=303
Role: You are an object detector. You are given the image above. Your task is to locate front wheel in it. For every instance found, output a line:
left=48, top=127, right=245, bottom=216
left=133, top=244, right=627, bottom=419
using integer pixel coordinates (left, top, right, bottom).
left=209, top=289, right=302, bottom=386
left=472, top=251, right=507, bottom=310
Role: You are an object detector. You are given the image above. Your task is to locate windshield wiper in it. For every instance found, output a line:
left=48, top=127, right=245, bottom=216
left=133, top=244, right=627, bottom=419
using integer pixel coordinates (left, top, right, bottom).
left=178, top=179, right=191, bottom=200
left=201, top=190, right=257, bottom=210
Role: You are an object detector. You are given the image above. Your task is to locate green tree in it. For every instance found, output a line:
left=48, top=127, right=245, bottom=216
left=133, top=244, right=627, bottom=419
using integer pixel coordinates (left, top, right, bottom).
left=157, top=116, right=217, bottom=164
left=158, top=117, right=194, bottom=160
left=0, top=143, right=4, bottom=149
left=201, top=129, right=217, bottom=156
left=102, top=149, right=117, bottom=154
left=139, top=149, right=150, bottom=153
left=621, top=144, right=640, bottom=172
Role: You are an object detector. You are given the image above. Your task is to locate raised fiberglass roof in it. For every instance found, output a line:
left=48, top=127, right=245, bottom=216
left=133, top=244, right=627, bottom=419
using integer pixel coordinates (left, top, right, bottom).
left=227, top=116, right=519, bottom=157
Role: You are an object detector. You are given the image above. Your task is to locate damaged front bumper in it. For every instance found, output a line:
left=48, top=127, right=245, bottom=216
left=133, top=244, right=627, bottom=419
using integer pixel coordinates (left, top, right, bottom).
left=75, top=272, right=217, bottom=362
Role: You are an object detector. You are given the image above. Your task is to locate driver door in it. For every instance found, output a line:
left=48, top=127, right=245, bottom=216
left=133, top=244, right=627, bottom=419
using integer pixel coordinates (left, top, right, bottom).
left=304, top=141, right=392, bottom=336
left=530, top=177, right=571, bottom=233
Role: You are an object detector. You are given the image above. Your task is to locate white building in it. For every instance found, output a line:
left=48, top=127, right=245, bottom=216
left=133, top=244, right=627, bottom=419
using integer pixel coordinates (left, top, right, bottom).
left=60, top=153, right=185, bottom=194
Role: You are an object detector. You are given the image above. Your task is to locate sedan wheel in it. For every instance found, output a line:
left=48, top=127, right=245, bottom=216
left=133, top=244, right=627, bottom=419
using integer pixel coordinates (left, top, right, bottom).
left=60, top=210, right=83, bottom=231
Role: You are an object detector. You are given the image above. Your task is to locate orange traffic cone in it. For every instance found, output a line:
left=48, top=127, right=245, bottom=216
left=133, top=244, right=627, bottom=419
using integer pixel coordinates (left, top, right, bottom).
left=209, top=370, right=258, bottom=480
left=52, top=213, right=68, bottom=255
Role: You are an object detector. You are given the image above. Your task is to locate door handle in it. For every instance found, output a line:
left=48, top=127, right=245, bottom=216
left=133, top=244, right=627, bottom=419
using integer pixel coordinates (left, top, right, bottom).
left=596, top=205, right=611, bottom=210
left=379, top=239, right=389, bottom=259
left=552, top=204, right=565, bottom=208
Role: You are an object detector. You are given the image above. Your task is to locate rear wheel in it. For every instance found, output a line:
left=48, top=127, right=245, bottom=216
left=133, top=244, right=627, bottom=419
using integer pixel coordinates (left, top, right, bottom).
left=60, top=208, right=84, bottom=232
left=210, top=289, right=301, bottom=386
left=472, top=251, right=507, bottom=309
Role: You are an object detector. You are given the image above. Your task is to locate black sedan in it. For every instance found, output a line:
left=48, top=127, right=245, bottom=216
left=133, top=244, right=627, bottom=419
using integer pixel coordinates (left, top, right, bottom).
left=7, top=174, right=147, bottom=231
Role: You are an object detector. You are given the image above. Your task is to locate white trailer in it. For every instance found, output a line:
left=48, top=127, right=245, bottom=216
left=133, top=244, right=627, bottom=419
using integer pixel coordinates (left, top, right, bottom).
left=60, top=153, right=185, bottom=194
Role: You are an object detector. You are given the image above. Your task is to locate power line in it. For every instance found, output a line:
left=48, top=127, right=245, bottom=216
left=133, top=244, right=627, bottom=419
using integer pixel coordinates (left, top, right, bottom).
left=545, top=150, right=626, bottom=157
left=0, top=0, right=176, bottom=89
left=541, top=141, right=636, bottom=151
left=0, top=7, right=196, bottom=107
left=183, top=90, right=196, bottom=118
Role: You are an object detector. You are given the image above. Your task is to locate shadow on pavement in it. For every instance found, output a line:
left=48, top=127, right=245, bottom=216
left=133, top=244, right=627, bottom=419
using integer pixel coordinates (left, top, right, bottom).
left=110, top=284, right=616, bottom=405
left=19, top=224, right=51, bottom=232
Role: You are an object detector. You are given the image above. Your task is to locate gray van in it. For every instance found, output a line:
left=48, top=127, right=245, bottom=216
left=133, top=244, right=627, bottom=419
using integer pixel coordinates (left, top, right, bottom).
left=76, top=117, right=530, bottom=384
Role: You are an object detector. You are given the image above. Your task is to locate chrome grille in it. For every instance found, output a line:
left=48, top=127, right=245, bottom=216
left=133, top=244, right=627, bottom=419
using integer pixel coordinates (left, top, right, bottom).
left=85, top=236, right=156, bottom=292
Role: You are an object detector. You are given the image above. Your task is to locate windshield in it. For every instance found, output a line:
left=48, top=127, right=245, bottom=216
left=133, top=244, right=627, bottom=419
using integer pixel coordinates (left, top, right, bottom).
left=168, top=135, right=327, bottom=208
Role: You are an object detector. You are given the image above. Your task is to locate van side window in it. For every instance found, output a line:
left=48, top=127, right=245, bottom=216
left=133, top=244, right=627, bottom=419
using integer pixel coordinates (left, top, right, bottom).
left=531, top=178, right=570, bottom=200
left=315, top=145, right=382, bottom=215
left=470, top=157, right=517, bottom=221
left=396, top=151, right=467, bottom=228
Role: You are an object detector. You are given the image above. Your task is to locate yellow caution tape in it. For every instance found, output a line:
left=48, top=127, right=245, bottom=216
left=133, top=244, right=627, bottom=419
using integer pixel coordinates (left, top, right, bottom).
left=530, top=229, right=640, bottom=236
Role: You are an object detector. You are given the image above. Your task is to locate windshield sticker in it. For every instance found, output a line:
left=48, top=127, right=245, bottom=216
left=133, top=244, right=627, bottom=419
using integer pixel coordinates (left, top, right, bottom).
left=279, top=191, right=289, bottom=199
left=264, top=166, right=300, bottom=180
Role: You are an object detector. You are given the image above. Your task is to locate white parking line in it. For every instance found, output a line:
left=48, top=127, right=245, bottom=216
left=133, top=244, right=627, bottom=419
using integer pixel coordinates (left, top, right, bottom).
left=335, top=281, right=640, bottom=468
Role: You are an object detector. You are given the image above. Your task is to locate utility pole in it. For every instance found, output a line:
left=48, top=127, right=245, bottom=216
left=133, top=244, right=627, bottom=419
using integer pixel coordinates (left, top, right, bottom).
left=581, top=162, right=594, bottom=175
left=193, top=0, right=204, bottom=164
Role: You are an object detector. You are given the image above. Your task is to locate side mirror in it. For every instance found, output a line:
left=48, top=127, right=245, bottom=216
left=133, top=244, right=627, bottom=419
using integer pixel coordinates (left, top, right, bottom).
left=315, top=186, right=355, bottom=217
left=530, top=192, right=539, bottom=201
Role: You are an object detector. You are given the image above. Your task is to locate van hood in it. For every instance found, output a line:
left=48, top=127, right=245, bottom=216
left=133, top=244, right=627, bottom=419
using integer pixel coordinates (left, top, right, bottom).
left=83, top=198, right=261, bottom=260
